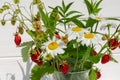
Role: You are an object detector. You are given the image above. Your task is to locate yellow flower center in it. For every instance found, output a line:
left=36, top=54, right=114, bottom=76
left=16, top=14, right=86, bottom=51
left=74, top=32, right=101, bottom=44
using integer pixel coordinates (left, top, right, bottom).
left=95, top=16, right=102, bottom=21
left=72, top=27, right=82, bottom=32
left=48, top=42, right=58, bottom=50
left=84, top=33, right=94, bottom=39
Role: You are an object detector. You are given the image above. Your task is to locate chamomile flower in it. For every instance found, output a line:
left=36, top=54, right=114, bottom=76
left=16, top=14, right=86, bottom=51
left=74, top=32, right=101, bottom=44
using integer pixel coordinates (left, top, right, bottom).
left=100, top=23, right=117, bottom=30
left=43, top=37, right=66, bottom=57
left=81, top=32, right=99, bottom=46
left=67, top=26, right=87, bottom=42
left=90, top=14, right=103, bottom=21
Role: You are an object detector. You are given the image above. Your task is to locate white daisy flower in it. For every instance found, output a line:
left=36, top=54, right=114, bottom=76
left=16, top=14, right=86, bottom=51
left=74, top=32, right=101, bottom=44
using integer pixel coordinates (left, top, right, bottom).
left=43, top=37, right=66, bottom=57
left=90, top=14, right=103, bottom=21
left=66, top=26, right=87, bottom=42
left=100, top=23, right=117, bottom=30
left=81, top=32, right=99, bottom=46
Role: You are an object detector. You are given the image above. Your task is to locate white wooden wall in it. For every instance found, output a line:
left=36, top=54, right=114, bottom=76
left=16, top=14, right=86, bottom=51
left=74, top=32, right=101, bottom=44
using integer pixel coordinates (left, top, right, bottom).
left=0, top=0, right=120, bottom=80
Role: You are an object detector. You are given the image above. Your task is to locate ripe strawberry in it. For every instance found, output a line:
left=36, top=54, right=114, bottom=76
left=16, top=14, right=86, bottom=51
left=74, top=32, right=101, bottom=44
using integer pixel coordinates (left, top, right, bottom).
left=109, top=38, right=119, bottom=50
left=36, top=59, right=43, bottom=66
left=101, top=54, right=110, bottom=64
left=60, top=62, right=69, bottom=75
left=31, top=52, right=40, bottom=63
left=55, top=32, right=61, bottom=39
left=96, top=71, right=101, bottom=79
left=93, top=50, right=97, bottom=56
left=14, top=33, right=21, bottom=46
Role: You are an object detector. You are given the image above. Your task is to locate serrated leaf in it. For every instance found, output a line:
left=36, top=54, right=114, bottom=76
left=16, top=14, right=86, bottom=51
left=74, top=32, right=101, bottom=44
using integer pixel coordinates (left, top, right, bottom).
left=31, top=63, right=54, bottom=80
left=21, top=46, right=30, bottom=62
left=19, top=41, right=34, bottom=47
left=89, top=69, right=96, bottom=80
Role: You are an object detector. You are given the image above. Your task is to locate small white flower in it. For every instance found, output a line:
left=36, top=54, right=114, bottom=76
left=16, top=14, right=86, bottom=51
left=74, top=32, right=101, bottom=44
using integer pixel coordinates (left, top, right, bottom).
left=81, top=32, right=99, bottom=46
left=66, top=26, right=87, bottom=42
left=100, top=23, right=117, bottom=30
left=43, top=37, right=66, bottom=57
left=90, top=14, right=103, bottom=21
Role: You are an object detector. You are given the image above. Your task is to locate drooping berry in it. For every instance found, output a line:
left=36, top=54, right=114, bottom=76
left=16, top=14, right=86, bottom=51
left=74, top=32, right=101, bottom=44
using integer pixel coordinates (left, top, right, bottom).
left=60, top=61, right=69, bottom=75
left=93, top=50, right=97, bottom=56
left=31, top=52, right=40, bottom=63
left=55, top=32, right=61, bottom=39
left=14, top=33, right=21, bottom=46
left=18, top=26, right=24, bottom=35
left=101, top=54, right=110, bottom=64
left=96, top=71, right=101, bottom=79
left=108, top=38, right=119, bottom=50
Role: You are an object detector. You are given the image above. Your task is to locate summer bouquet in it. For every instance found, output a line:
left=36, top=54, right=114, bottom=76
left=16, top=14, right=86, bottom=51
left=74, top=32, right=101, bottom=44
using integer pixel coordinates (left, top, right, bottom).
left=0, top=0, right=120, bottom=80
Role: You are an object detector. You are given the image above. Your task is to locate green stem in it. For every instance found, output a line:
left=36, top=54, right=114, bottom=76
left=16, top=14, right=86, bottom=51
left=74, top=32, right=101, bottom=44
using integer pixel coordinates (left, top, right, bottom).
left=73, top=41, right=79, bottom=71
left=94, top=22, right=99, bottom=32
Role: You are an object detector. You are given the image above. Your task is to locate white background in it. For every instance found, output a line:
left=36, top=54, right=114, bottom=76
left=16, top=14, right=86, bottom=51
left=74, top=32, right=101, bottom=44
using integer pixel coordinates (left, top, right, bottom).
left=0, top=0, right=120, bottom=80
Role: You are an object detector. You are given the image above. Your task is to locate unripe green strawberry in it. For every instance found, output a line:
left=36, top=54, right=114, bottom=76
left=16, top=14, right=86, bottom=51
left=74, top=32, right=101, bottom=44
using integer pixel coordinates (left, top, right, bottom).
left=14, top=33, right=21, bottom=46
left=15, top=9, right=20, bottom=14
left=13, top=0, right=20, bottom=4
left=1, top=20, right=6, bottom=26
left=11, top=16, right=16, bottom=25
left=2, top=5, right=9, bottom=10
left=0, top=8, right=3, bottom=13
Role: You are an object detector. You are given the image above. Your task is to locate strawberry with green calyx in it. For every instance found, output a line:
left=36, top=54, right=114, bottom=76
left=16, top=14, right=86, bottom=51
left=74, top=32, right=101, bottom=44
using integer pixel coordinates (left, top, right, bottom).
left=14, top=33, right=21, bottom=46
left=108, top=38, right=119, bottom=50
left=59, top=61, right=69, bottom=75
left=101, top=54, right=111, bottom=64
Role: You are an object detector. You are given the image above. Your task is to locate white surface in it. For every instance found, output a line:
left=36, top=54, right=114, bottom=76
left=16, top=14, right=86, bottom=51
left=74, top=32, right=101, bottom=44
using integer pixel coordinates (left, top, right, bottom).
left=0, top=0, right=120, bottom=80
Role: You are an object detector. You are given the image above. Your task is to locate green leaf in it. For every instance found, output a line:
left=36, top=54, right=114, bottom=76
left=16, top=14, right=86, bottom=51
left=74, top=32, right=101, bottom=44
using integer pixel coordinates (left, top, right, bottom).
left=62, top=0, right=66, bottom=13
left=71, top=19, right=85, bottom=28
left=89, top=54, right=102, bottom=63
left=19, top=41, right=34, bottom=47
left=84, top=0, right=93, bottom=14
left=66, top=11, right=81, bottom=17
left=21, top=46, right=30, bottom=62
left=94, top=0, right=103, bottom=10
left=86, top=18, right=97, bottom=28
left=31, top=63, right=54, bottom=80
left=106, top=18, right=120, bottom=21
left=89, top=69, right=96, bottom=80
left=65, top=2, right=74, bottom=13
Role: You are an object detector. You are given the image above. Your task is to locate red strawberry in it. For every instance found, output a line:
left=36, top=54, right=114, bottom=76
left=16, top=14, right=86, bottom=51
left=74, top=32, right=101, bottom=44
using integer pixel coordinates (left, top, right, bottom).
left=55, top=32, right=61, bottom=39
left=93, top=50, right=97, bottom=56
left=109, top=38, right=119, bottom=50
left=60, top=62, right=69, bottom=75
left=31, top=52, right=40, bottom=63
left=36, top=59, right=43, bottom=66
left=101, top=54, right=110, bottom=64
left=96, top=71, right=101, bottom=79
left=14, top=33, right=21, bottom=46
